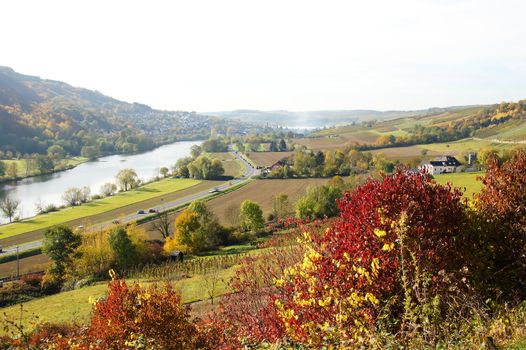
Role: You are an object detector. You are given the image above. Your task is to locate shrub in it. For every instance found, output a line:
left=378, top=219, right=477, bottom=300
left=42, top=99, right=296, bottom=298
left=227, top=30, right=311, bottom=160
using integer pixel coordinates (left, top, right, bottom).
left=470, top=149, right=526, bottom=300
left=85, top=279, right=210, bottom=348
left=275, top=170, right=466, bottom=346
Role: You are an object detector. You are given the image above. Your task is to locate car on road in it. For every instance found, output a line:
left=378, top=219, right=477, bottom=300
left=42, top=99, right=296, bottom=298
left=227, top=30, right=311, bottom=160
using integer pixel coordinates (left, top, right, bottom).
left=112, top=220, right=120, bottom=224
left=148, top=208, right=157, bottom=213
left=208, top=187, right=220, bottom=193
left=137, top=210, right=145, bottom=215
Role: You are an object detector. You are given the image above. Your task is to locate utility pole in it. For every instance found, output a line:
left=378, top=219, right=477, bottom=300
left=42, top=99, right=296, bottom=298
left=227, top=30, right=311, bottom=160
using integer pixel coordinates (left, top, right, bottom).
left=16, top=246, right=20, bottom=278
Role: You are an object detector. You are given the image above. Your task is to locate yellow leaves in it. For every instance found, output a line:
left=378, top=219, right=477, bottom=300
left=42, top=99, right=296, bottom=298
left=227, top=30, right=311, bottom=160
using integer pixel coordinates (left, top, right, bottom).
left=382, top=242, right=395, bottom=251
left=343, top=252, right=351, bottom=261
left=317, top=296, right=332, bottom=308
left=373, top=229, right=387, bottom=238
left=274, top=278, right=285, bottom=287
left=365, top=292, right=379, bottom=305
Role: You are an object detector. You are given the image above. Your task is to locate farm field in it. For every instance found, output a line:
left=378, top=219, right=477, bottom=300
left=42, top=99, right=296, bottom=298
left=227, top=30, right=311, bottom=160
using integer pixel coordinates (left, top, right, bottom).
left=0, top=254, right=51, bottom=279
left=294, top=130, right=379, bottom=150
left=369, top=138, right=518, bottom=161
left=433, top=172, right=484, bottom=198
left=0, top=180, right=223, bottom=247
left=207, top=152, right=245, bottom=178
left=206, top=178, right=329, bottom=224
left=246, top=151, right=293, bottom=167
left=142, top=178, right=329, bottom=238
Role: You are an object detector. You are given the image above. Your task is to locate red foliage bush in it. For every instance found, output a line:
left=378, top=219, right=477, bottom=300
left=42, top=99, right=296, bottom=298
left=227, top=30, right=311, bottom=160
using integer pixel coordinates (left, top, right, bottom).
left=274, top=170, right=466, bottom=345
left=473, top=149, right=526, bottom=299
left=207, top=228, right=306, bottom=349
left=13, top=278, right=212, bottom=349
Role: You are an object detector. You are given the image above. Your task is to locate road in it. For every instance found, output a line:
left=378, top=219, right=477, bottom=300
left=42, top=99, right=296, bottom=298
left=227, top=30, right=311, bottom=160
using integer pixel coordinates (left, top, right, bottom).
left=0, top=150, right=258, bottom=256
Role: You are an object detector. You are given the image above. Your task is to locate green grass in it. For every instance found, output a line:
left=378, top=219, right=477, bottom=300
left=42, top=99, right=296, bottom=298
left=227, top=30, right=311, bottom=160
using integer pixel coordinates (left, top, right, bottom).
left=0, top=244, right=251, bottom=334
left=1, top=268, right=236, bottom=330
left=207, top=152, right=246, bottom=178
left=433, top=172, right=484, bottom=198
left=0, top=178, right=201, bottom=238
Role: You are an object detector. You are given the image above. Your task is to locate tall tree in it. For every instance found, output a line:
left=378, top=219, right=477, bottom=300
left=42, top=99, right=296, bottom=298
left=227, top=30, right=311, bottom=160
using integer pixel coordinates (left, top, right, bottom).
left=239, top=200, right=265, bottom=232
left=108, top=227, right=137, bottom=271
left=116, top=168, right=139, bottom=191
left=272, top=193, right=291, bottom=219
left=42, top=225, right=81, bottom=276
left=150, top=211, right=172, bottom=239
left=0, top=196, right=20, bottom=223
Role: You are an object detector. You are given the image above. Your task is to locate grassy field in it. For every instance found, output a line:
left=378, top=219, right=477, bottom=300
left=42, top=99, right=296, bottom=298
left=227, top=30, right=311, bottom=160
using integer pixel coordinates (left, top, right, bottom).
left=207, top=152, right=245, bottom=178
left=246, top=152, right=293, bottom=167
left=433, top=172, right=484, bottom=198
left=1, top=267, right=237, bottom=331
left=0, top=179, right=220, bottom=246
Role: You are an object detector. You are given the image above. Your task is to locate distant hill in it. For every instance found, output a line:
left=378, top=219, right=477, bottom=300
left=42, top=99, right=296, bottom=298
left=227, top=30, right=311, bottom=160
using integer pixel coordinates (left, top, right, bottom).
left=0, top=66, right=248, bottom=156
left=206, top=106, right=481, bottom=128
left=300, top=99, right=526, bottom=152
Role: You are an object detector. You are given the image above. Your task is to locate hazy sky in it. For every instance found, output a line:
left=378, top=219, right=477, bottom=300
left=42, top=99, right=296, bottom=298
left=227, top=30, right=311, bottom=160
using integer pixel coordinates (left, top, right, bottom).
left=2, top=0, right=526, bottom=112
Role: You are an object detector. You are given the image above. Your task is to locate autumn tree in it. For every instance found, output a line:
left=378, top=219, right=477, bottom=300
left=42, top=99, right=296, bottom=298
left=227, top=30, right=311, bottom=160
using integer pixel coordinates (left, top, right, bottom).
left=116, top=168, right=139, bottom=191
left=108, top=227, right=137, bottom=271
left=167, top=201, right=223, bottom=253
left=0, top=196, right=20, bottom=223
left=272, top=193, right=291, bottom=220
left=100, top=182, right=117, bottom=197
left=150, top=210, right=172, bottom=239
left=42, top=225, right=81, bottom=277
left=239, top=200, right=265, bottom=232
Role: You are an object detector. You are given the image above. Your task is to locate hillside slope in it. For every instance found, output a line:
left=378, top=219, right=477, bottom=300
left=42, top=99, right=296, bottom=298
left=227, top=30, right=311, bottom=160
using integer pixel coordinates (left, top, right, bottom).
left=0, top=67, right=246, bottom=156
left=302, top=100, right=526, bottom=150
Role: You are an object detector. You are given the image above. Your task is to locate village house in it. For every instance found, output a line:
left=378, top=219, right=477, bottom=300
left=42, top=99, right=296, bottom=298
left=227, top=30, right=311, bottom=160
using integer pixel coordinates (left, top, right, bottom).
left=420, top=156, right=462, bottom=175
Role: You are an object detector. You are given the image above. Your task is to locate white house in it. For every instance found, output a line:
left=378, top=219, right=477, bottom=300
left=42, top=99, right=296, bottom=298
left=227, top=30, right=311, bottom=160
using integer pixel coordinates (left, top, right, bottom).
left=420, top=156, right=462, bottom=175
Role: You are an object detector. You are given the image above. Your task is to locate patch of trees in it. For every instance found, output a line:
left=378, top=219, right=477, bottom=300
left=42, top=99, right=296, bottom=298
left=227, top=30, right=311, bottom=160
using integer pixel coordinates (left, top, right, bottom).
left=202, top=138, right=228, bottom=152
left=173, top=155, right=224, bottom=180
left=264, top=148, right=396, bottom=179
left=164, top=199, right=267, bottom=254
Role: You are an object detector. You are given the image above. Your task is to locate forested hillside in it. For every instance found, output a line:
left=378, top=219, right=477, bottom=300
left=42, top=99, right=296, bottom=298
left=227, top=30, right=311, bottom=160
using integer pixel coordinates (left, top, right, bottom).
left=0, top=67, right=248, bottom=157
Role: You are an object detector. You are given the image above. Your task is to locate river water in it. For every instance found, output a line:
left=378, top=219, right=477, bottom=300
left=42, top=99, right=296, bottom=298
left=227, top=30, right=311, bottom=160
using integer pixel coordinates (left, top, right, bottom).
left=0, top=140, right=200, bottom=223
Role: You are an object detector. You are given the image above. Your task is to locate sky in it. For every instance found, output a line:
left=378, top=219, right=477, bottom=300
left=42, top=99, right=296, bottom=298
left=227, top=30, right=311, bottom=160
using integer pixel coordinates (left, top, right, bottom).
left=2, top=0, right=526, bottom=112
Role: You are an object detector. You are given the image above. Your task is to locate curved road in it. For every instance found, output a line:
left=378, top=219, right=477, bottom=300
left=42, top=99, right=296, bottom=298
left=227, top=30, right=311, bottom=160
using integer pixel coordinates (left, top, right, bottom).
left=0, top=150, right=258, bottom=256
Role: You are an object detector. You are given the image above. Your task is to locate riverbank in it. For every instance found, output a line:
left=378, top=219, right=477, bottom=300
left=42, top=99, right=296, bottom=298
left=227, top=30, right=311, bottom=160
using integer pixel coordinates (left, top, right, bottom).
left=0, top=178, right=202, bottom=240
left=0, top=157, right=88, bottom=184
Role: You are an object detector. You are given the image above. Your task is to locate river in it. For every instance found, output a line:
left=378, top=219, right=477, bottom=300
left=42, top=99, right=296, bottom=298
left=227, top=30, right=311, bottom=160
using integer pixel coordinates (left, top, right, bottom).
left=0, top=140, right=200, bottom=223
